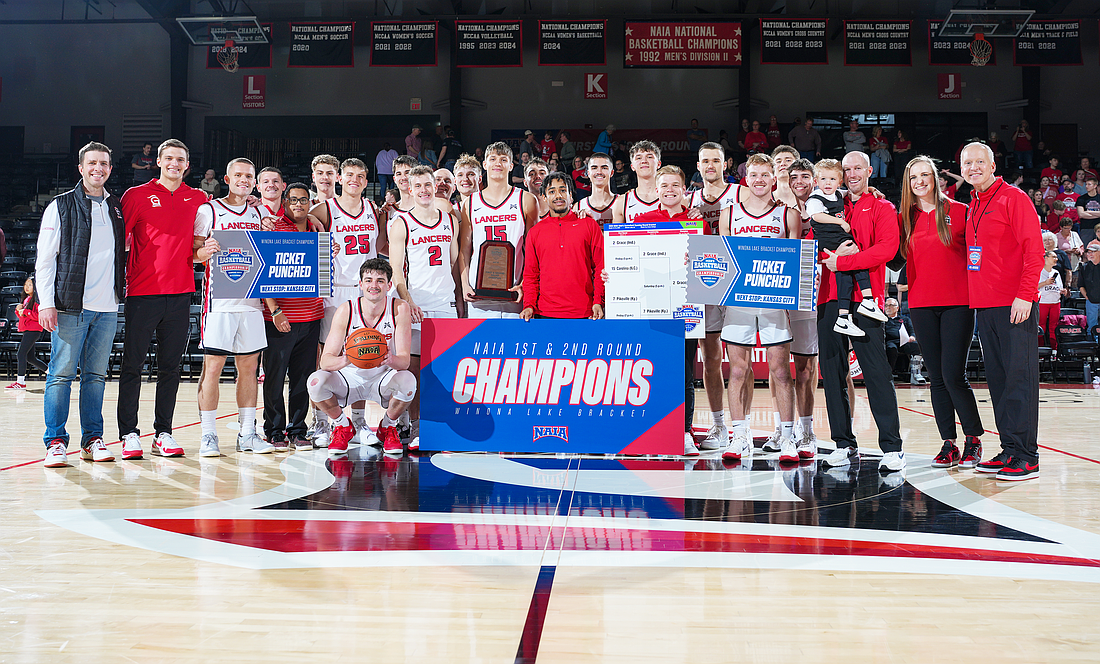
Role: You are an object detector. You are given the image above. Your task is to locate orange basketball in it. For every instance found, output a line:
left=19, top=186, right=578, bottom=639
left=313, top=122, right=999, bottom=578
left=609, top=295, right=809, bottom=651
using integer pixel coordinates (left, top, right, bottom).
left=345, top=328, right=386, bottom=369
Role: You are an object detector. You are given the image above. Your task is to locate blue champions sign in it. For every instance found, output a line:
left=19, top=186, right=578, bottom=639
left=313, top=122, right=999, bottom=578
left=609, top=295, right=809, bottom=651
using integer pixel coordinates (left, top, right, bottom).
left=685, top=235, right=818, bottom=312
left=209, top=231, right=332, bottom=299
left=421, top=319, right=685, bottom=455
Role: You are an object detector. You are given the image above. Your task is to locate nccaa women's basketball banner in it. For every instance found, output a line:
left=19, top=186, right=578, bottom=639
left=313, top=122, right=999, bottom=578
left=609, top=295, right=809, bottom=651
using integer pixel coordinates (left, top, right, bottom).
left=421, top=319, right=684, bottom=454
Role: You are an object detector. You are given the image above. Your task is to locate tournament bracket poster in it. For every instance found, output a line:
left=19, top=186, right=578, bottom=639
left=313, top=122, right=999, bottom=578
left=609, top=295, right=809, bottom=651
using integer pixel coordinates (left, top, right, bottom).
left=421, top=319, right=684, bottom=455
left=685, top=235, right=818, bottom=311
left=209, top=231, right=332, bottom=299
left=604, top=219, right=705, bottom=339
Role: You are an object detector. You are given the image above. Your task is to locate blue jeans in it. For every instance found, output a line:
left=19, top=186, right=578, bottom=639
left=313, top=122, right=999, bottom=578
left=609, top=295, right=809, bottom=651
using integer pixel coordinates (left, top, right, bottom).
left=1087, top=300, right=1100, bottom=341
left=43, top=309, right=117, bottom=446
left=1015, top=150, right=1033, bottom=170
left=376, top=174, right=394, bottom=196
left=799, top=151, right=816, bottom=161
left=869, top=153, right=889, bottom=179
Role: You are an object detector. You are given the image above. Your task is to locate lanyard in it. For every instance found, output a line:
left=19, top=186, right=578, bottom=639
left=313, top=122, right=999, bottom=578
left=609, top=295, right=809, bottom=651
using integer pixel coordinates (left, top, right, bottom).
left=967, top=179, right=1004, bottom=238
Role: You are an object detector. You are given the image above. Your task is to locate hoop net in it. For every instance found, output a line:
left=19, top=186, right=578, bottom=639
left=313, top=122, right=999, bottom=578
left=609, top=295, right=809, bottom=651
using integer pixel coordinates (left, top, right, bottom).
left=969, top=33, right=992, bottom=67
left=217, top=38, right=239, bottom=73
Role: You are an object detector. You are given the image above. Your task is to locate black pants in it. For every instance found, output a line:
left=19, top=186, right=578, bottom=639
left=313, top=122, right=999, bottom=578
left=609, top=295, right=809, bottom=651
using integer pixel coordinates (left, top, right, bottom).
left=117, top=294, right=191, bottom=437
left=834, top=269, right=871, bottom=312
left=909, top=306, right=984, bottom=441
left=685, top=339, right=697, bottom=432
left=17, top=330, right=48, bottom=376
left=975, top=304, right=1039, bottom=463
left=817, top=300, right=902, bottom=452
left=886, top=340, right=920, bottom=372
left=262, top=318, right=320, bottom=440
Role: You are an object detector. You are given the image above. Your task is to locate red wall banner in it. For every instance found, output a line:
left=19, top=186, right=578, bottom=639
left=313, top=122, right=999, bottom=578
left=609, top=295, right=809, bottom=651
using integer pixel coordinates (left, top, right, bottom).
left=623, top=22, right=742, bottom=68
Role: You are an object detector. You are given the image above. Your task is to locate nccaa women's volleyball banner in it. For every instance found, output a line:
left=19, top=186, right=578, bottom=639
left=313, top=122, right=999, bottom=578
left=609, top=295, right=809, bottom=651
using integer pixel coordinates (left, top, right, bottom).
left=421, top=319, right=684, bottom=454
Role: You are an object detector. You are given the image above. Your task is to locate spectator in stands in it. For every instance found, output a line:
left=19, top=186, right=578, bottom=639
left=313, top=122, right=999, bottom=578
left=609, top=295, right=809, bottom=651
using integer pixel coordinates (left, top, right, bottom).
left=1080, top=157, right=1098, bottom=181
left=1078, top=241, right=1100, bottom=340
left=572, top=155, right=591, bottom=197
left=939, top=169, right=962, bottom=200
left=1047, top=199, right=1068, bottom=233
left=987, top=132, right=1007, bottom=172
left=1056, top=179, right=1080, bottom=227
left=1033, top=140, right=1052, bottom=165
left=594, top=125, right=615, bottom=156
left=1041, top=156, right=1063, bottom=182
left=420, top=140, right=438, bottom=168
left=558, top=131, right=576, bottom=168
left=1031, top=189, right=1049, bottom=221
left=736, top=118, right=750, bottom=160
left=131, top=142, right=155, bottom=184
left=1037, top=250, right=1067, bottom=351
left=8, top=277, right=48, bottom=389
left=37, top=142, right=126, bottom=468
left=405, top=125, right=422, bottom=160
left=612, top=158, right=634, bottom=194
left=868, top=126, right=890, bottom=184
left=1011, top=120, right=1033, bottom=169
left=1043, top=230, right=1073, bottom=287
left=518, top=131, right=536, bottom=162
left=1076, top=174, right=1100, bottom=228
left=1084, top=222, right=1100, bottom=248
left=1071, top=169, right=1088, bottom=195
left=842, top=120, right=866, bottom=154
left=199, top=169, right=220, bottom=198
left=744, top=120, right=768, bottom=154
left=473, top=146, right=485, bottom=162
left=1039, top=176, right=1058, bottom=202
left=687, top=119, right=706, bottom=154
left=788, top=118, right=821, bottom=161
left=539, top=131, right=557, bottom=161
left=610, top=141, right=629, bottom=166
left=891, top=130, right=912, bottom=182
left=719, top=129, right=733, bottom=154
left=438, top=129, right=463, bottom=172
left=547, top=156, right=561, bottom=173
left=375, top=142, right=398, bottom=195
left=1058, top=218, right=1086, bottom=278
left=724, top=156, right=738, bottom=183
left=883, top=298, right=924, bottom=384
left=765, top=116, right=782, bottom=149
left=511, top=152, right=530, bottom=187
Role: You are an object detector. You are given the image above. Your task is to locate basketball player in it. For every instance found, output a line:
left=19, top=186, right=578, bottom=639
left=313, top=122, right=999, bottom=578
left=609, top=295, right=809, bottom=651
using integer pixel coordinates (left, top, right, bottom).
left=257, top=166, right=286, bottom=218
left=387, top=166, right=460, bottom=451
left=524, top=158, right=551, bottom=218
left=310, top=154, right=340, bottom=204
left=191, top=158, right=273, bottom=457
left=307, top=258, right=417, bottom=457
left=309, top=158, right=387, bottom=446
left=611, top=140, right=662, bottom=224
left=574, top=152, right=618, bottom=226
left=719, top=153, right=800, bottom=462
left=459, top=141, right=539, bottom=318
left=434, top=168, right=455, bottom=202
left=453, top=154, right=483, bottom=205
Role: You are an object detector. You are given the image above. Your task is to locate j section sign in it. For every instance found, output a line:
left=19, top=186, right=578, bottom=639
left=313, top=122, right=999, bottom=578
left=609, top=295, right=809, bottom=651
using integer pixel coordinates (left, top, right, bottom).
left=421, top=319, right=684, bottom=455
left=209, top=231, right=332, bottom=299
left=686, top=235, right=818, bottom=311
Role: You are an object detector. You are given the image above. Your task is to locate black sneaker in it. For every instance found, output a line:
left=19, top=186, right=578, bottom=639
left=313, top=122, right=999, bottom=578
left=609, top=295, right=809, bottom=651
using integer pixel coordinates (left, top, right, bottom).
left=997, top=456, right=1039, bottom=481
left=959, top=436, right=983, bottom=469
left=931, top=441, right=961, bottom=468
left=975, top=450, right=1011, bottom=474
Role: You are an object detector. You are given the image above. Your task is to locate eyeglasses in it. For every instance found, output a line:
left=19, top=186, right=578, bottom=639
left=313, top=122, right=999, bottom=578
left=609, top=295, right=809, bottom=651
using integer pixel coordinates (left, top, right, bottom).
left=286, top=196, right=310, bottom=205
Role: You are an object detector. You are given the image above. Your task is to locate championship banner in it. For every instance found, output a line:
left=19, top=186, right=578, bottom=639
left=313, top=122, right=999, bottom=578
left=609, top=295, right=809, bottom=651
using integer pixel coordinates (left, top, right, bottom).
left=371, top=21, right=438, bottom=67
left=288, top=22, right=354, bottom=67
left=209, top=231, right=332, bottom=299
left=604, top=219, right=705, bottom=339
left=421, top=319, right=684, bottom=455
left=623, top=21, right=741, bottom=68
left=205, top=24, right=271, bottom=69
left=1014, top=21, right=1081, bottom=66
left=685, top=235, right=818, bottom=311
left=539, top=20, right=606, bottom=66
left=455, top=20, right=522, bottom=67
left=844, top=20, right=911, bottom=66
left=760, top=19, right=827, bottom=64
left=928, top=20, right=997, bottom=66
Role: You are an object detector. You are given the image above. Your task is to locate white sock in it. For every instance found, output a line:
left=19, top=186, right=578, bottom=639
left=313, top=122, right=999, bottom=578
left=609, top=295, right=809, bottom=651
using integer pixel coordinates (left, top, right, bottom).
left=239, top=407, right=256, bottom=436
left=334, top=412, right=350, bottom=428
left=744, top=417, right=751, bottom=432
left=313, top=407, right=327, bottom=424
left=712, top=411, right=726, bottom=428
left=781, top=421, right=794, bottom=439
left=773, top=411, right=781, bottom=428
left=800, top=416, right=813, bottom=436
left=17, top=375, right=25, bottom=384
left=200, top=410, right=218, bottom=436
left=351, top=408, right=365, bottom=425
left=381, top=413, right=397, bottom=427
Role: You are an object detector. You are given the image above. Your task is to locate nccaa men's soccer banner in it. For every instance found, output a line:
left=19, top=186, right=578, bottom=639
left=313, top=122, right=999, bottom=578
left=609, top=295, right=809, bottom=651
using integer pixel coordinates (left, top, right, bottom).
left=421, top=319, right=684, bottom=455
left=288, top=22, right=355, bottom=67
left=623, top=21, right=741, bottom=68
left=209, top=231, right=332, bottom=299
left=685, top=235, right=818, bottom=311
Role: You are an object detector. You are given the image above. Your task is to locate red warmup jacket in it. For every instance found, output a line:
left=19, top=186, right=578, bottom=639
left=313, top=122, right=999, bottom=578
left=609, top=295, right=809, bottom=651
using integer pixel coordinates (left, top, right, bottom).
left=966, top=177, right=1045, bottom=308
left=819, top=193, right=899, bottom=307
left=522, top=211, right=605, bottom=318
left=904, top=199, right=969, bottom=309
left=121, top=179, right=205, bottom=296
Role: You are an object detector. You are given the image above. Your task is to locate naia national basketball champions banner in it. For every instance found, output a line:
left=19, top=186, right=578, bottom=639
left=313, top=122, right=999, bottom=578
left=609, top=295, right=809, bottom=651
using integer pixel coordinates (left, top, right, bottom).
left=685, top=235, right=818, bottom=311
left=209, top=231, right=332, bottom=299
left=420, top=319, right=684, bottom=455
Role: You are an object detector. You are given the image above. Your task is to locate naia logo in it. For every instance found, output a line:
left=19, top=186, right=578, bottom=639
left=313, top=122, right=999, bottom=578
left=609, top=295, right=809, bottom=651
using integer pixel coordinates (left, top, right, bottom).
left=692, top=253, right=729, bottom=287
left=673, top=305, right=703, bottom=332
left=216, top=249, right=254, bottom=282
left=147, top=195, right=162, bottom=208
left=532, top=426, right=568, bottom=443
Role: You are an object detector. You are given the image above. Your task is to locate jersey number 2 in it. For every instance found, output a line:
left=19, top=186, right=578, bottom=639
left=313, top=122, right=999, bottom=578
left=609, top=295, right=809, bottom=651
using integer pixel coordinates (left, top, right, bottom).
left=427, top=245, right=443, bottom=266
left=343, top=234, right=371, bottom=255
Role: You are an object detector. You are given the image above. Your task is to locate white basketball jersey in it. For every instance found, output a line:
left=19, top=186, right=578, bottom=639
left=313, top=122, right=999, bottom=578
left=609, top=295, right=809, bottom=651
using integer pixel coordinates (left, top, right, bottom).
left=345, top=296, right=396, bottom=379
left=623, top=190, right=660, bottom=223
left=328, top=198, right=380, bottom=289
left=198, top=200, right=263, bottom=313
left=690, top=184, right=740, bottom=235
left=398, top=209, right=455, bottom=312
left=728, top=199, right=787, bottom=239
left=468, top=187, right=527, bottom=291
left=577, top=194, right=618, bottom=226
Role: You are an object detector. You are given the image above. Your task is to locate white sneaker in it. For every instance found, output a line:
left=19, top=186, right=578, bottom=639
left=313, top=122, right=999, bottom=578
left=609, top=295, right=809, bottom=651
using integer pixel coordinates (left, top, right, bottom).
left=879, top=451, right=906, bottom=473
left=778, top=436, right=799, bottom=463
left=43, top=440, right=69, bottom=468
left=699, top=423, right=729, bottom=450
left=684, top=432, right=700, bottom=456
left=857, top=298, right=888, bottom=322
left=151, top=432, right=184, bottom=457
left=360, top=423, right=382, bottom=447
left=312, top=417, right=330, bottom=448
left=350, top=418, right=368, bottom=444
left=80, top=437, right=115, bottom=462
left=823, top=446, right=859, bottom=467
left=796, top=432, right=817, bottom=459
left=761, top=429, right=782, bottom=453
left=199, top=433, right=221, bottom=458
left=121, top=432, right=143, bottom=460
left=833, top=316, right=866, bottom=338
left=237, top=433, right=275, bottom=454
left=721, top=431, right=753, bottom=460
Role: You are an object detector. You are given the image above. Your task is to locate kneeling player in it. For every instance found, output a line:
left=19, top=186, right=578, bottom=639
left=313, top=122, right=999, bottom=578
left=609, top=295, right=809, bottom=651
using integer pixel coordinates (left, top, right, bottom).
left=307, top=258, right=416, bottom=456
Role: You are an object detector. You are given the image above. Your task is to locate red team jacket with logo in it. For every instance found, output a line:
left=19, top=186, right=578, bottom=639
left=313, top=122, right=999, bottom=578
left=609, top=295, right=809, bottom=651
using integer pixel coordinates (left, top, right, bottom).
left=818, top=193, right=898, bottom=307
left=966, top=177, right=1044, bottom=308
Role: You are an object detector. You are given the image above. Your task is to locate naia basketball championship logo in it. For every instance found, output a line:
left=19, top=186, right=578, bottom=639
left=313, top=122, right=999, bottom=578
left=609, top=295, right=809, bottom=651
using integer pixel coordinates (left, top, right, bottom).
left=216, top=249, right=255, bottom=282
left=532, top=426, right=568, bottom=443
left=692, top=253, right=733, bottom=287
left=673, top=305, right=703, bottom=333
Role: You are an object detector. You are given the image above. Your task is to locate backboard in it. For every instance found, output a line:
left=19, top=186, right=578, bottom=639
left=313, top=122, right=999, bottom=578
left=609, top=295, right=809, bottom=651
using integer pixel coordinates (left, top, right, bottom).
left=936, top=10, right=1033, bottom=38
left=176, top=16, right=269, bottom=45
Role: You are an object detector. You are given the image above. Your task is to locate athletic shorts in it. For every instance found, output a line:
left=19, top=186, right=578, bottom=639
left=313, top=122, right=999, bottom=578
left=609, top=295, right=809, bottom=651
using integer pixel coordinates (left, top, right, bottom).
left=412, top=309, right=458, bottom=355
left=720, top=306, right=792, bottom=347
left=788, top=310, right=819, bottom=356
left=321, top=287, right=361, bottom=340
left=331, top=366, right=399, bottom=409
left=704, top=305, right=725, bottom=334
left=201, top=310, right=267, bottom=356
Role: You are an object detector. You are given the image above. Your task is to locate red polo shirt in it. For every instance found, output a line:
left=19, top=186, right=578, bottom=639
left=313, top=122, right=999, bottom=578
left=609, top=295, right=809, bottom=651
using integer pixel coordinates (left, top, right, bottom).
left=966, top=177, right=1044, bottom=308
left=120, top=179, right=205, bottom=296
left=819, top=193, right=898, bottom=307
left=522, top=211, right=604, bottom=318
left=904, top=199, right=969, bottom=308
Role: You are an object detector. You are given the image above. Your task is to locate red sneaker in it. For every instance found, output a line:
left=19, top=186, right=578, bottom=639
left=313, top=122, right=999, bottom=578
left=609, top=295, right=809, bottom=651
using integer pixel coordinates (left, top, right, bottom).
left=931, top=441, right=961, bottom=468
left=380, top=425, right=403, bottom=456
left=328, top=422, right=354, bottom=456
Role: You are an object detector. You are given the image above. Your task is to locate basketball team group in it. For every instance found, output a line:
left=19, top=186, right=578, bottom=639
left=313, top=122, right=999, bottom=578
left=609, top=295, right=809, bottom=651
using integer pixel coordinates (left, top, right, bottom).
left=36, top=135, right=1043, bottom=480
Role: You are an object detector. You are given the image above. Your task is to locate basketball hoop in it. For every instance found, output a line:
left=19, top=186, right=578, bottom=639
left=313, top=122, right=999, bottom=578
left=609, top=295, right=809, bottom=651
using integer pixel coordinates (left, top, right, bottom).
left=217, top=38, right=239, bottom=72
left=969, top=33, right=992, bottom=67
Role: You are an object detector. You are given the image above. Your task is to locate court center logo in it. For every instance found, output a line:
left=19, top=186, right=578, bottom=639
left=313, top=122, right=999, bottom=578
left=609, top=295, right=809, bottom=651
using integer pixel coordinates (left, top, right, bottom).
left=692, top=253, right=735, bottom=288
left=217, top=248, right=254, bottom=282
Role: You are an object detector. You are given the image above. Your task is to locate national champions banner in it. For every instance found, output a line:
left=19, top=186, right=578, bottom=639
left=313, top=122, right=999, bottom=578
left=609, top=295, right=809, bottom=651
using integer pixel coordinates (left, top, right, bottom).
left=209, top=231, right=332, bottom=299
left=421, top=319, right=684, bottom=455
left=685, top=235, right=818, bottom=311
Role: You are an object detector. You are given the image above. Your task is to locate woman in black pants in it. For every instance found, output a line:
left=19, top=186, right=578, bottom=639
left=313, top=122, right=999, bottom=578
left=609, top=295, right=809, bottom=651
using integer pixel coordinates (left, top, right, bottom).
left=899, top=156, right=985, bottom=469
left=8, top=277, right=48, bottom=389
